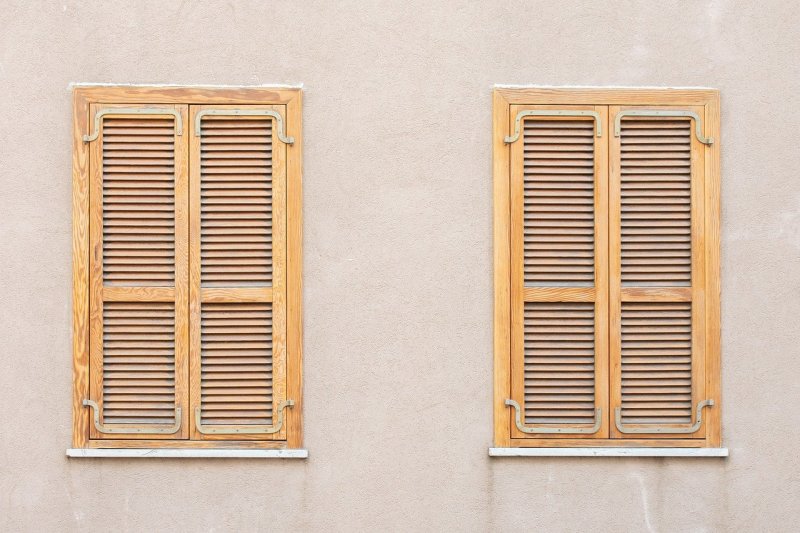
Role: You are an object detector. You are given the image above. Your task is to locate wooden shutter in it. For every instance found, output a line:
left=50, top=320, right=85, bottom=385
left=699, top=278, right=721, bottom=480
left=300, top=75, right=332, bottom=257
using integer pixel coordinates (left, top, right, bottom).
left=508, top=105, right=609, bottom=439
left=609, top=106, right=709, bottom=438
left=189, top=106, right=288, bottom=440
left=87, top=104, right=189, bottom=439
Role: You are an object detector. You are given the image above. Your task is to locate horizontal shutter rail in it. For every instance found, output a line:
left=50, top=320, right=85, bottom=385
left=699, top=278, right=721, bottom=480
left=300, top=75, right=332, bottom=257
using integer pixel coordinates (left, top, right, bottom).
left=194, top=109, right=294, bottom=144
left=83, top=108, right=183, bottom=142
left=613, top=110, right=713, bottom=145
left=505, top=110, right=602, bottom=144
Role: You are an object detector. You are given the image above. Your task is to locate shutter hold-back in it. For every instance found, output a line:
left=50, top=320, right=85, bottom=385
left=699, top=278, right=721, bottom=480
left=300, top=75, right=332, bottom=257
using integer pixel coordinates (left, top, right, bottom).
left=615, top=399, right=714, bottom=434
left=195, top=399, right=295, bottom=435
left=83, top=399, right=182, bottom=434
left=505, top=399, right=602, bottom=434
left=83, top=108, right=184, bottom=143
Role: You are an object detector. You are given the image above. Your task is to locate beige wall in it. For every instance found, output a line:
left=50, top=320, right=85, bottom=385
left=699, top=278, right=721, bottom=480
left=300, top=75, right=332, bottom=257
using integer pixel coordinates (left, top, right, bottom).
left=1, top=0, right=799, bottom=531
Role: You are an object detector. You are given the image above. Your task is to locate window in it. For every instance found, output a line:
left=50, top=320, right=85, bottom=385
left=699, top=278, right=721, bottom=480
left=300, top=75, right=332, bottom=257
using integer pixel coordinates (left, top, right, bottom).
left=493, top=88, right=721, bottom=448
left=71, top=86, right=302, bottom=450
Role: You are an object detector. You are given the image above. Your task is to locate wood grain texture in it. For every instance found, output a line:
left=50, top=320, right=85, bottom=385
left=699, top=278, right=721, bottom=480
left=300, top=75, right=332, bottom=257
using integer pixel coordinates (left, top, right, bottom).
left=492, top=90, right=512, bottom=447
left=496, top=87, right=718, bottom=106
left=285, top=91, right=304, bottom=449
left=72, top=90, right=90, bottom=448
left=73, top=86, right=300, bottom=106
left=704, top=92, right=722, bottom=447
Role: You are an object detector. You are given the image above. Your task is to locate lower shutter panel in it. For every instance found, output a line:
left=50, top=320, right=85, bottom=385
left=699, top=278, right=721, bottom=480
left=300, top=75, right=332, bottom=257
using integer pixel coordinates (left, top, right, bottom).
left=524, top=302, right=596, bottom=424
left=620, top=302, right=692, bottom=425
left=102, top=302, right=177, bottom=424
left=200, top=303, right=274, bottom=426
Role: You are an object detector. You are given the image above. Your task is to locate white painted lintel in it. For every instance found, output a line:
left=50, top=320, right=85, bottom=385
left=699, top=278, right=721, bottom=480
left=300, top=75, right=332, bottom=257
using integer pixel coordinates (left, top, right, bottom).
left=489, top=447, right=728, bottom=458
left=67, top=448, right=308, bottom=459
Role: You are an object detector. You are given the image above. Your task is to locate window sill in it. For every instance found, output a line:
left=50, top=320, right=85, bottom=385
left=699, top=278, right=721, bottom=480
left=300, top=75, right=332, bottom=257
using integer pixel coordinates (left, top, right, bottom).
left=66, top=448, right=308, bottom=459
left=489, top=447, right=728, bottom=457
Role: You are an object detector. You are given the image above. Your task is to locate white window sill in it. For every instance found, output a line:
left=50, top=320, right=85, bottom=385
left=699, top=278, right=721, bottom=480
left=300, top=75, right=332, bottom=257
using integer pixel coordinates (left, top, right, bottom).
left=66, top=448, right=308, bottom=459
left=489, top=447, right=728, bottom=457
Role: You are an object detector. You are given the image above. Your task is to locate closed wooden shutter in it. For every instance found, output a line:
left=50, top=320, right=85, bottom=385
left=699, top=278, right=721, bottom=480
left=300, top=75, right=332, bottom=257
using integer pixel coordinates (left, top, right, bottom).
left=508, top=105, right=609, bottom=438
left=189, top=106, right=288, bottom=440
left=87, top=104, right=189, bottom=439
left=609, top=106, right=708, bottom=438
left=494, top=89, right=720, bottom=448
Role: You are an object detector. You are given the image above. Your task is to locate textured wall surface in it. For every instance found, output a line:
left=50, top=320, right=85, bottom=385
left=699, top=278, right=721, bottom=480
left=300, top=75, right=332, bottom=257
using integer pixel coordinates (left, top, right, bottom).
left=1, top=1, right=799, bottom=531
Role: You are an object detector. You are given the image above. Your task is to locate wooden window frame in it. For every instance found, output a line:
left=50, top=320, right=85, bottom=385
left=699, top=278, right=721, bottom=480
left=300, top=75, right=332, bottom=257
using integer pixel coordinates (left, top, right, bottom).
left=493, top=87, right=721, bottom=448
left=71, top=86, right=303, bottom=450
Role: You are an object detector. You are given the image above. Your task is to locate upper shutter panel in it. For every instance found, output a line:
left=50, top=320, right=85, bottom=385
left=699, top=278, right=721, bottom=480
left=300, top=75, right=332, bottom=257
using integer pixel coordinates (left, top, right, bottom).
left=523, top=119, right=596, bottom=287
left=199, top=115, right=274, bottom=287
left=610, top=107, right=710, bottom=438
left=619, top=117, right=692, bottom=287
left=101, top=116, right=177, bottom=286
left=87, top=105, right=189, bottom=439
left=508, top=106, right=609, bottom=439
left=189, top=106, right=289, bottom=440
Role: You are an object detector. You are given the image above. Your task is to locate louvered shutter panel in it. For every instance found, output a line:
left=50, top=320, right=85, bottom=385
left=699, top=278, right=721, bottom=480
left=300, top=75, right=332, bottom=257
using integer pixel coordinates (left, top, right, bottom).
left=508, top=106, right=609, bottom=438
left=609, top=106, right=709, bottom=437
left=87, top=104, right=189, bottom=439
left=189, top=106, right=288, bottom=440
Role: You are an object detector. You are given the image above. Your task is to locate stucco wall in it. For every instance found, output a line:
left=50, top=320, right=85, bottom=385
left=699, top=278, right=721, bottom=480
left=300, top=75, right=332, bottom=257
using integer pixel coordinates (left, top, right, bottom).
left=1, top=0, right=799, bottom=531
